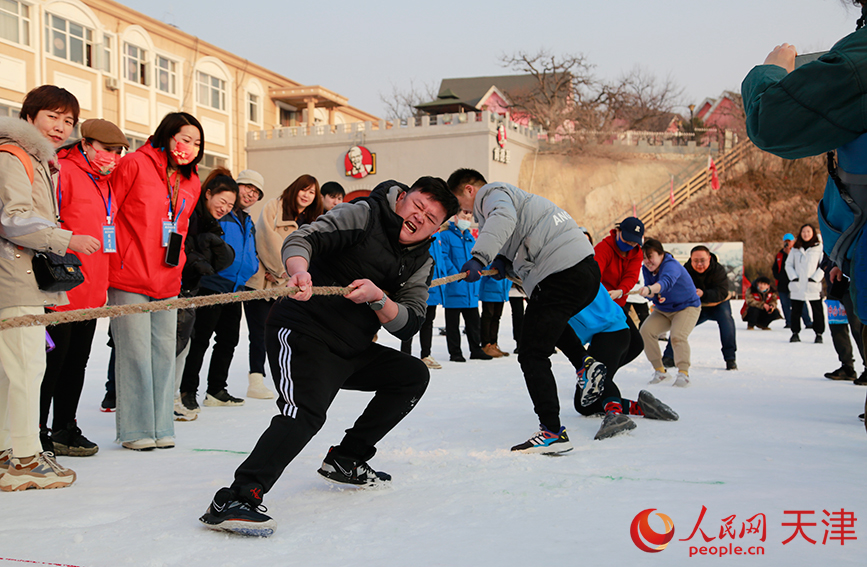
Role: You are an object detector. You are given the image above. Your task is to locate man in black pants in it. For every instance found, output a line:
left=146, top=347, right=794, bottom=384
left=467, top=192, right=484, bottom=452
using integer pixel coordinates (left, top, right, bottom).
left=448, top=168, right=599, bottom=455
left=199, top=177, right=458, bottom=537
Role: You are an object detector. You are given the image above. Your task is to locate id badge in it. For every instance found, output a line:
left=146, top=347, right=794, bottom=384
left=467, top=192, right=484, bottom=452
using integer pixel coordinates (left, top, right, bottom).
left=161, top=221, right=177, bottom=247
left=102, top=225, right=116, bottom=253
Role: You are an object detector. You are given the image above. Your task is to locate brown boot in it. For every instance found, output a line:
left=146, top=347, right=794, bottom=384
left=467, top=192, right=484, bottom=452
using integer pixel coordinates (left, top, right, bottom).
left=482, top=344, right=504, bottom=358
left=492, top=343, right=510, bottom=357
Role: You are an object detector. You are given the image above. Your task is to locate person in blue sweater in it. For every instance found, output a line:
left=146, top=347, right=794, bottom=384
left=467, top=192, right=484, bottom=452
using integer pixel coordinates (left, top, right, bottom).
left=400, top=229, right=447, bottom=369
left=479, top=262, right=512, bottom=357
left=567, top=284, right=679, bottom=440
left=179, top=168, right=266, bottom=412
left=638, top=238, right=701, bottom=387
left=439, top=210, right=491, bottom=361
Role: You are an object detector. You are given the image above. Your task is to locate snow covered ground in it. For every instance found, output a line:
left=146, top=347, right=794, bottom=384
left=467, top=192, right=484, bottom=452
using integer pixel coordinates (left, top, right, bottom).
left=0, top=300, right=864, bottom=567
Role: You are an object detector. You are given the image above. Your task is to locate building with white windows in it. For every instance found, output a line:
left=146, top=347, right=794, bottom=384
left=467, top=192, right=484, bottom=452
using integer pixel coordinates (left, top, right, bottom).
left=0, top=0, right=379, bottom=177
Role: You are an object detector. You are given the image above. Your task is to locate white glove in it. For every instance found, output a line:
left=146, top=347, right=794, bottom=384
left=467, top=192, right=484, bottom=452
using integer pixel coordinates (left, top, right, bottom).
left=608, top=289, right=623, bottom=300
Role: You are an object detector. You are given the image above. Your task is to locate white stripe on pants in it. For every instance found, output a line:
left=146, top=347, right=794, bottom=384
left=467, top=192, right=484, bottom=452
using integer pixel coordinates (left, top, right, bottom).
left=277, top=328, right=297, bottom=418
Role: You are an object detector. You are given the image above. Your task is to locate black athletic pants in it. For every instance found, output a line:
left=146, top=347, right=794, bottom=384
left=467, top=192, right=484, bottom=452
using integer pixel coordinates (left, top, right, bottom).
left=572, top=319, right=644, bottom=415
left=180, top=287, right=242, bottom=396
left=791, top=299, right=825, bottom=335
left=244, top=297, right=272, bottom=375
left=232, top=327, right=429, bottom=495
left=401, top=304, right=437, bottom=358
left=480, top=301, right=505, bottom=346
left=510, top=296, right=525, bottom=351
left=40, top=319, right=97, bottom=429
left=830, top=291, right=865, bottom=368
left=444, top=307, right=484, bottom=358
left=518, top=256, right=601, bottom=433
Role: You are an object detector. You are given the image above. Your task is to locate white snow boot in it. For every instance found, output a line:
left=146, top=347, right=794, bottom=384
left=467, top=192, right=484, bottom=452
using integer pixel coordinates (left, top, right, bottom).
left=246, top=372, right=275, bottom=399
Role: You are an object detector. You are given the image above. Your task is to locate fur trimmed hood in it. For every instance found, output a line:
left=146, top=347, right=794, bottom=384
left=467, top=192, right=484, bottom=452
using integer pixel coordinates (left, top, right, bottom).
left=0, top=116, right=57, bottom=164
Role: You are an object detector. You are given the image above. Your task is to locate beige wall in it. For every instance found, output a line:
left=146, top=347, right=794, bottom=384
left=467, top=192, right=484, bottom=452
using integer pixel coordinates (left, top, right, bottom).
left=0, top=0, right=379, bottom=173
left=244, top=112, right=539, bottom=221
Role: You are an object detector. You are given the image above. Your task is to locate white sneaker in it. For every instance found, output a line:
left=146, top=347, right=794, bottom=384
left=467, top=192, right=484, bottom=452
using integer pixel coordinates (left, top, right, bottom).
left=246, top=372, right=275, bottom=399
left=122, top=438, right=156, bottom=451
left=649, top=370, right=669, bottom=384
left=421, top=356, right=442, bottom=369
left=673, top=372, right=691, bottom=387
left=174, top=401, right=198, bottom=422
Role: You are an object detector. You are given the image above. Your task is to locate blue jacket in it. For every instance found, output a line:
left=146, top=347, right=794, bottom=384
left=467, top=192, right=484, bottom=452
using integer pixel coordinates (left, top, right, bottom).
left=479, top=268, right=512, bottom=302
left=642, top=253, right=701, bottom=313
left=440, top=222, right=479, bottom=308
left=200, top=209, right=258, bottom=293
left=568, top=284, right=628, bottom=344
left=426, top=232, right=447, bottom=306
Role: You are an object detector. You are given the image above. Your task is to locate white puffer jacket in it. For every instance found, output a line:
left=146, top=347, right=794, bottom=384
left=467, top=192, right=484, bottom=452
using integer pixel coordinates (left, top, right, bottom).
left=785, top=243, right=824, bottom=301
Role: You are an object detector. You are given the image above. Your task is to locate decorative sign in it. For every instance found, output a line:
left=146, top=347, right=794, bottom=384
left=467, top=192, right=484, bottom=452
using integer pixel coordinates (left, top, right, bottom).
left=493, top=123, right=510, bottom=163
left=345, top=145, right=376, bottom=178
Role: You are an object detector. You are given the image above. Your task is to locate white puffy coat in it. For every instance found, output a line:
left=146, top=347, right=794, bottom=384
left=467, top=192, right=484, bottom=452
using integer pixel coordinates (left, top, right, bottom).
left=785, top=243, right=823, bottom=301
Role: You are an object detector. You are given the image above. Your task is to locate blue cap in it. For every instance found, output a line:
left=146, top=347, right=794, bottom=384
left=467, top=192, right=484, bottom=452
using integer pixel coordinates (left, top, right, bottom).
left=783, top=233, right=795, bottom=241
left=619, top=217, right=645, bottom=244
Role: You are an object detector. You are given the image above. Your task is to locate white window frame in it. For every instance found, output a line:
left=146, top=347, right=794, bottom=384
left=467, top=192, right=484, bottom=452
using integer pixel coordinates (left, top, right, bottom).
left=124, top=42, right=147, bottom=86
left=45, top=13, right=95, bottom=68
left=197, top=71, right=226, bottom=111
left=0, top=0, right=31, bottom=47
left=155, top=54, right=178, bottom=95
left=247, top=91, right=260, bottom=124
left=100, top=32, right=114, bottom=74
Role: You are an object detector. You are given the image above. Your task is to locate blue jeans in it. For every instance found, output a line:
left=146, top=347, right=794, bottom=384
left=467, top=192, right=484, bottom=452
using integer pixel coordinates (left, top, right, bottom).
left=664, top=300, right=737, bottom=362
left=108, top=288, right=177, bottom=443
left=778, top=289, right=812, bottom=327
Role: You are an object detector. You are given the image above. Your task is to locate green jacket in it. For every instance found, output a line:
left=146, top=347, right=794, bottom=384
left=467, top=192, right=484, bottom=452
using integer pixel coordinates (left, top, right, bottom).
left=741, top=26, right=867, bottom=159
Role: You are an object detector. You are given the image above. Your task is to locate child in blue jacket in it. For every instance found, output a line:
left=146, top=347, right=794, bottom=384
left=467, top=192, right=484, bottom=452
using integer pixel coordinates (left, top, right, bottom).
left=566, top=284, right=679, bottom=440
left=439, top=211, right=491, bottom=361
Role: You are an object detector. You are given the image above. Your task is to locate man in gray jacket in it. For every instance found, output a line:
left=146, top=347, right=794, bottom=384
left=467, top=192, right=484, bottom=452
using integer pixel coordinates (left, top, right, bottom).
left=448, top=168, right=600, bottom=454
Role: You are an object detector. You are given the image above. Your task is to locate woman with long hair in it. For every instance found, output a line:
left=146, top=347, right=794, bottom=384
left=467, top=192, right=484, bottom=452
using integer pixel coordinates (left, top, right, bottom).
left=785, top=223, right=825, bottom=343
left=243, top=174, right=321, bottom=390
left=108, top=112, right=204, bottom=451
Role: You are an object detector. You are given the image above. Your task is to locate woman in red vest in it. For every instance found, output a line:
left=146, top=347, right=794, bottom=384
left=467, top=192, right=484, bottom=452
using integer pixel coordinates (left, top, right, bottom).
left=40, top=119, right=128, bottom=457
left=108, top=112, right=203, bottom=451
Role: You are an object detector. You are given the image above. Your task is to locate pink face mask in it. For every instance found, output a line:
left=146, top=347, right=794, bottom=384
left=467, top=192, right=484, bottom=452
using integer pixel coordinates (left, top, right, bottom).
left=171, top=140, right=196, bottom=165
left=90, top=149, right=120, bottom=176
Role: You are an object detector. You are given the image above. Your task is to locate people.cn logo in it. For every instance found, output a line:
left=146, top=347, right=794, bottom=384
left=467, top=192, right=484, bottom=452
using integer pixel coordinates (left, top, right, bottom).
left=631, top=508, right=676, bottom=553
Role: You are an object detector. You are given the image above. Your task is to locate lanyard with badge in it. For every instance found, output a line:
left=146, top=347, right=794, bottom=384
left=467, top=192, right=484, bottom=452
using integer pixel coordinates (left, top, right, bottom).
left=86, top=172, right=115, bottom=253
left=163, top=170, right=184, bottom=266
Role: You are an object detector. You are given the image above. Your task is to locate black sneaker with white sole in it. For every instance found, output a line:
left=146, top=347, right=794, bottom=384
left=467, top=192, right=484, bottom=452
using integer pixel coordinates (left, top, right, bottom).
left=200, top=486, right=275, bottom=537
left=317, top=446, right=391, bottom=487
left=575, top=356, right=606, bottom=408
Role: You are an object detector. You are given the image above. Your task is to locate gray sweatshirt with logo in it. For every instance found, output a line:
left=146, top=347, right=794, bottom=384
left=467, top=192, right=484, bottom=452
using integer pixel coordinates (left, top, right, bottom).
left=470, top=182, right=593, bottom=298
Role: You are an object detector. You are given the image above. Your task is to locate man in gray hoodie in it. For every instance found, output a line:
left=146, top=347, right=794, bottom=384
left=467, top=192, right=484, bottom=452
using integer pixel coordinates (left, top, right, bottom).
left=447, top=168, right=600, bottom=454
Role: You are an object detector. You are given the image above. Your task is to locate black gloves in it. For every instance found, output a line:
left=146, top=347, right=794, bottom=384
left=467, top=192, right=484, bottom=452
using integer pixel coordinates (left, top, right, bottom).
left=461, top=258, right=485, bottom=283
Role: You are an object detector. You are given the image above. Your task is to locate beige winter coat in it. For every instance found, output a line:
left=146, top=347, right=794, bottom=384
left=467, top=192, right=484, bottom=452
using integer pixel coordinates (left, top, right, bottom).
left=246, top=197, right=298, bottom=290
left=0, top=117, right=72, bottom=309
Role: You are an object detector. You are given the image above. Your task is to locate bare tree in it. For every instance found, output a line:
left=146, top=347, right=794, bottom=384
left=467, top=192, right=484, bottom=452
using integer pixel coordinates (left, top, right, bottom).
left=499, top=51, right=686, bottom=141
left=603, top=66, right=685, bottom=131
left=379, top=79, right=438, bottom=125
left=499, top=49, right=601, bottom=136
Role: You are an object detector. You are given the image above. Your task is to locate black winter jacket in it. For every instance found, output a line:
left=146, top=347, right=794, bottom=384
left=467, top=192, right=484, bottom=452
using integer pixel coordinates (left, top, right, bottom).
left=684, top=252, right=730, bottom=306
left=269, top=181, right=435, bottom=357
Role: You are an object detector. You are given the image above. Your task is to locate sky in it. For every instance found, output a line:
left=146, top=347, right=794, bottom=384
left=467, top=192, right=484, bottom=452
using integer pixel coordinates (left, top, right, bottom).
left=116, top=0, right=862, bottom=119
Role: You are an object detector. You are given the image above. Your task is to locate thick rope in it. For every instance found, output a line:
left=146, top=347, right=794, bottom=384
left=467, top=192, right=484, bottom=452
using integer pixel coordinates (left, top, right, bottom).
left=0, top=269, right=500, bottom=331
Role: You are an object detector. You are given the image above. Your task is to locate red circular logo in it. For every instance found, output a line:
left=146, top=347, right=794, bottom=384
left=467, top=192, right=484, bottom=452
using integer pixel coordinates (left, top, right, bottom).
left=630, top=508, right=675, bottom=553
left=344, top=145, right=374, bottom=179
